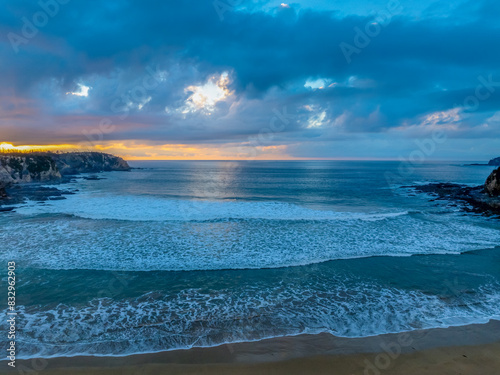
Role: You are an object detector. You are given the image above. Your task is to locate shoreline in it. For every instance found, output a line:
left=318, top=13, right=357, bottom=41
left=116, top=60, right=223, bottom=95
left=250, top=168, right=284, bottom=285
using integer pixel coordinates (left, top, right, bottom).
left=5, top=320, right=500, bottom=374
left=0, top=171, right=114, bottom=209
left=7, top=316, right=500, bottom=361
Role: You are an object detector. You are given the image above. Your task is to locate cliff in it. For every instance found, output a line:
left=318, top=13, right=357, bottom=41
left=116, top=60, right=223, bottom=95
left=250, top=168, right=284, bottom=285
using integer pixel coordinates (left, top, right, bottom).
left=52, top=152, right=130, bottom=175
left=0, top=154, right=61, bottom=186
left=0, top=152, right=130, bottom=190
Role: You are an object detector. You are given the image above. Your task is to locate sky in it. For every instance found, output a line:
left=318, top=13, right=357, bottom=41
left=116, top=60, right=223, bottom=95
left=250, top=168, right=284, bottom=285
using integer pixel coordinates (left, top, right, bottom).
left=0, top=0, right=500, bottom=160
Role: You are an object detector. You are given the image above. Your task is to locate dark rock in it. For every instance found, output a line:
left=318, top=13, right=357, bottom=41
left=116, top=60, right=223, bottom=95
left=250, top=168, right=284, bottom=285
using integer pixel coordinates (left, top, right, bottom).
left=409, top=181, right=500, bottom=216
left=83, top=175, right=106, bottom=180
left=61, top=190, right=77, bottom=195
left=0, top=184, right=74, bottom=207
left=0, top=185, right=7, bottom=199
left=485, top=168, right=500, bottom=197
left=488, top=157, right=500, bottom=166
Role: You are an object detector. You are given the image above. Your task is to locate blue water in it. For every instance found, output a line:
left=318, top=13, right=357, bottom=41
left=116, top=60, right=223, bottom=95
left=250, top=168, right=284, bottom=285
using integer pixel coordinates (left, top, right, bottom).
left=1, top=161, right=499, bottom=358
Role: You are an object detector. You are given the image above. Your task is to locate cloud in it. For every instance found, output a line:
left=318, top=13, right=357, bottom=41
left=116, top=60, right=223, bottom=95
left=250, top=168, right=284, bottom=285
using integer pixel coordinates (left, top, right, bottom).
left=66, top=83, right=90, bottom=97
left=0, top=0, right=499, bottom=159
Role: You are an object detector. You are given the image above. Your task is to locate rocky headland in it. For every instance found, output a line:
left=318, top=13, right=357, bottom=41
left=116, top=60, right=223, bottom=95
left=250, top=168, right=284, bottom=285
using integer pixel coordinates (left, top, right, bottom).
left=409, top=165, right=500, bottom=216
left=467, top=157, right=500, bottom=166
left=488, top=157, right=500, bottom=166
left=0, top=152, right=130, bottom=209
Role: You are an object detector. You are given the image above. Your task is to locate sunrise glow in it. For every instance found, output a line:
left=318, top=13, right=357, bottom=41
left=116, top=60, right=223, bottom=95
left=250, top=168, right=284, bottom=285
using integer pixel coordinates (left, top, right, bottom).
left=0, top=142, right=79, bottom=152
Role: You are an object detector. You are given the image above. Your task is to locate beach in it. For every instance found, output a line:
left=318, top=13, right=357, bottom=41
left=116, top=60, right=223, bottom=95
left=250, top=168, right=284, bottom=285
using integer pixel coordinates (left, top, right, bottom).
left=2, top=0, right=500, bottom=372
left=2, top=161, right=499, bottom=372
left=8, top=320, right=500, bottom=375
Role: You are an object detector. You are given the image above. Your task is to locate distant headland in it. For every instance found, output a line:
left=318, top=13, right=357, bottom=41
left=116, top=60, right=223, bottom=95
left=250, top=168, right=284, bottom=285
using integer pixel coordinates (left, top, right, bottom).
left=467, top=157, right=500, bottom=166
left=0, top=152, right=130, bottom=202
left=488, top=157, right=500, bottom=166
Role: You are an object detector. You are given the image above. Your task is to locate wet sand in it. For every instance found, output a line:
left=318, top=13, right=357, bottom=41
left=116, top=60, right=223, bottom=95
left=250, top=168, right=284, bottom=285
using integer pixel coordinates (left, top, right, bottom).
left=4, top=320, right=500, bottom=375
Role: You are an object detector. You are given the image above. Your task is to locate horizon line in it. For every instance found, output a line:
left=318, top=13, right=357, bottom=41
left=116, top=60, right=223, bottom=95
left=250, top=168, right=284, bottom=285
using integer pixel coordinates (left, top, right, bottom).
left=124, top=158, right=492, bottom=162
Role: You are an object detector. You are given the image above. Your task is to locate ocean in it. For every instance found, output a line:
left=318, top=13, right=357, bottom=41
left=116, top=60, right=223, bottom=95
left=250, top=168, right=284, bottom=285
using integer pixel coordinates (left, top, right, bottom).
left=1, top=160, right=499, bottom=358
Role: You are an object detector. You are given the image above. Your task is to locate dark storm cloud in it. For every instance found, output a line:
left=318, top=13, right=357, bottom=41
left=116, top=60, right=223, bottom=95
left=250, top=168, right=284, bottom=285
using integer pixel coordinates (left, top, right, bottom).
left=1, top=0, right=500, bottom=157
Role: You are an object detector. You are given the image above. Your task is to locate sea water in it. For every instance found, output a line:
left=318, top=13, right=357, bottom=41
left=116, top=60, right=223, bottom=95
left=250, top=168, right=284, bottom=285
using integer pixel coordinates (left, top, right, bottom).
left=1, top=161, right=499, bottom=358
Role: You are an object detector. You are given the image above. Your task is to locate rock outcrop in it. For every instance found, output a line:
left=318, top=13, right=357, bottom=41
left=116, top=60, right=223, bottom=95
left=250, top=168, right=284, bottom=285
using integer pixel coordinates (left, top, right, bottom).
left=409, top=168, right=500, bottom=215
left=485, top=168, right=500, bottom=197
left=488, top=157, right=500, bottom=166
left=0, top=152, right=130, bottom=189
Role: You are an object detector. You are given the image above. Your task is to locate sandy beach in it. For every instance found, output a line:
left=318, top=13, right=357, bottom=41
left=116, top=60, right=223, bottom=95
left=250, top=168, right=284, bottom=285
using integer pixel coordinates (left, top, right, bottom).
left=4, top=320, right=499, bottom=375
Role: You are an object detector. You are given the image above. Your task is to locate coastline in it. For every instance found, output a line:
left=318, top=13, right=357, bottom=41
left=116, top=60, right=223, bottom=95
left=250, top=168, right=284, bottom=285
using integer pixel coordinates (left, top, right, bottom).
left=0, top=151, right=130, bottom=209
left=2, top=161, right=499, bottom=374
left=6, top=320, right=500, bottom=375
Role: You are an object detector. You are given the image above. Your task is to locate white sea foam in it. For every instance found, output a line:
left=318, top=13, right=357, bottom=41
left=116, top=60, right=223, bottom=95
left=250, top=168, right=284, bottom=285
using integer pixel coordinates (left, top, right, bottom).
left=14, top=193, right=409, bottom=222
left=4, top=190, right=499, bottom=271
left=1, top=206, right=499, bottom=271
left=11, top=281, right=500, bottom=358
left=3, top=167, right=500, bottom=359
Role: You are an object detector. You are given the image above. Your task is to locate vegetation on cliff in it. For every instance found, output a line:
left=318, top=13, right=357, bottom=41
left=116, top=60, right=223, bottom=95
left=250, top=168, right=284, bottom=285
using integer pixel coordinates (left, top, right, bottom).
left=0, top=151, right=130, bottom=189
